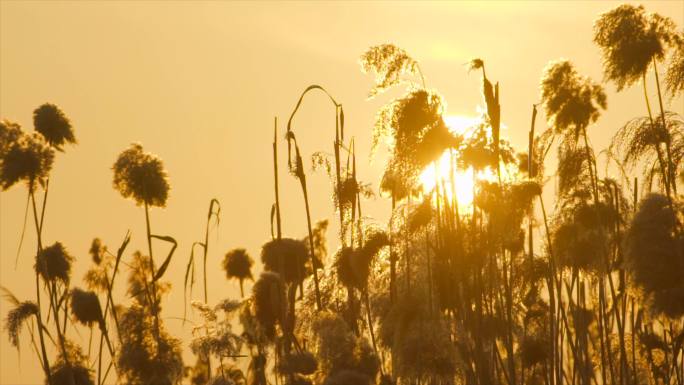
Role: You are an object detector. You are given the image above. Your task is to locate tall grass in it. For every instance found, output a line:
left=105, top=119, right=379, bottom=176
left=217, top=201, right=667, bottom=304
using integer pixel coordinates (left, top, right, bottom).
left=2, top=4, right=684, bottom=385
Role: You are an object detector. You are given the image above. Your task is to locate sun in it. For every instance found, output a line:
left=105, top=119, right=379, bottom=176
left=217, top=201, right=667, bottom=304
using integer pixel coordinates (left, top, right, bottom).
left=418, top=115, right=498, bottom=211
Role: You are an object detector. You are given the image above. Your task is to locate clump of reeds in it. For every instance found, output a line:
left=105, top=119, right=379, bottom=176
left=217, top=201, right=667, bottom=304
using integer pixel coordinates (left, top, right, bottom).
left=0, top=128, right=54, bottom=191
left=189, top=300, right=243, bottom=364
left=251, top=271, right=285, bottom=341
left=261, top=238, right=314, bottom=284
left=334, top=230, right=388, bottom=290
left=278, top=351, right=318, bottom=376
left=48, top=342, right=94, bottom=385
left=116, top=304, right=184, bottom=385
left=310, top=311, right=380, bottom=384
left=625, top=193, right=684, bottom=317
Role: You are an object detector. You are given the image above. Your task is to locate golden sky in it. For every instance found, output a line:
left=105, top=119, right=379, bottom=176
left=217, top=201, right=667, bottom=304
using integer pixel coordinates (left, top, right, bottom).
left=1, top=1, right=683, bottom=383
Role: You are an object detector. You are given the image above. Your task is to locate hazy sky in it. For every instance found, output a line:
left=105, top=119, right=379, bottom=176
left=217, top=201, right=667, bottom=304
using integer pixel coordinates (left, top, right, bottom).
left=1, top=1, right=683, bottom=384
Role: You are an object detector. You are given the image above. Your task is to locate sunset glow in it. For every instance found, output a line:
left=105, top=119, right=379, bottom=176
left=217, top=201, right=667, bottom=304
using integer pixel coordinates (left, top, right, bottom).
left=2, top=2, right=682, bottom=384
left=419, top=115, right=505, bottom=211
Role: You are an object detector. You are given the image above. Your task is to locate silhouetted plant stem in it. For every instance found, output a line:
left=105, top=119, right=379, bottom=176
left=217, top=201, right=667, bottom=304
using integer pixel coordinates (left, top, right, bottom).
left=653, top=58, right=677, bottom=196
left=100, top=360, right=114, bottom=385
left=580, top=126, right=600, bottom=205
left=405, top=195, right=411, bottom=295
left=274, top=118, right=282, bottom=240
left=334, top=108, right=346, bottom=248
left=642, top=73, right=672, bottom=199
left=33, top=268, right=52, bottom=383
left=30, top=190, right=64, bottom=385
left=38, top=178, right=49, bottom=237
left=301, top=177, right=323, bottom=311
left=104, top=239, right=127, bottom=337
left=287, top=137, right=322, bottom=311
left=425, top=212, right=433, bottom=316
left=27, top=185, right=53, bottom=383
left=187, top=198, right=221, bottom=380
left=389, top=194, right=397, bottom=304
left=197, top=199, right=220, bottom=307
left=349, top=140, right=357, bottom=248
left=539, top=194, right=578, bottom=384
left=286, top=86, right=340, bottom=311
left=97, top=330, right=106, bottom=385
left=597, top=280, right=610, bottom=385
left=505, top=254, right=517, bottom=385
left=143, top=202, right=163, bottom=346
left=363, top=288, right=382, bottom=373
left=93, top=233, right=128, bottom=385
left=581, top=125, right=627, bottom=385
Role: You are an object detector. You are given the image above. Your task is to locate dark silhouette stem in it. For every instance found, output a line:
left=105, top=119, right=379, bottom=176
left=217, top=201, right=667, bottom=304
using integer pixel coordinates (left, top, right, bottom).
left=642, top=72, right=672, bottom=199
left=28, top=191, right=52, bottom=385
left=300, top=175, right=323, bottom=311
left=653, top=59, right=677, bottom=196
left=274, top=118, right=282, bottom=240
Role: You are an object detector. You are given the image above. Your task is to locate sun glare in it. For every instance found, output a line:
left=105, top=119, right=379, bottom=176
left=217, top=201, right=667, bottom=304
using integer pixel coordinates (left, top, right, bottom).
left=419, top=115, right=501, bottom=211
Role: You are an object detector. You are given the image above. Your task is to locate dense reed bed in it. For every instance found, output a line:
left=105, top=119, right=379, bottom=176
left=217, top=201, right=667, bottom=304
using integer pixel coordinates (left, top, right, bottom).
left=1, top=3, right=683, bottom=385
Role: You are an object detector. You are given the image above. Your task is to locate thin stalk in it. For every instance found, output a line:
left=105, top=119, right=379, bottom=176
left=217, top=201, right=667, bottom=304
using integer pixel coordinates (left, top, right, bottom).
left=580, top=125, right=599, bottom=205
left=29, top=191, right=56, bottom=385
left=631, top=298, right=637, bottom=385
left=38, top=178, right=49, bottom=239
left=15, top=192, right=30, bottom=268
left=274, top=118, right=282, bottom=240
left=363, top=289, right=382, bottom=375
left=301, top=180, right=322, bottom=311
left=598, top=280, right=609, bottom=385
left=292, top=143, right=322, bottom=311
left=334, top=108, right=345, bottom=248
left=97, top=332, right=104, bottom=385
left=540, top=194, right=580, bottom=383
left=653, top=59, right=677, bottom=196
left=405, top=195, right=411, bottom=294
left=202, top=200, right=219, bottom=305
left=642, top=73, right=671, bottom=199
left=425, top=225, right=432, bottom=315
left=143, top=202, right=163, bottom=350
left=389, top=194, right=396, bottom=304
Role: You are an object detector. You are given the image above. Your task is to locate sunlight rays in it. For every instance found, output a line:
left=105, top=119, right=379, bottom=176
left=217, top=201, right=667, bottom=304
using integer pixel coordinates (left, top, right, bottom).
left=418, top=114, right=512, bottom=211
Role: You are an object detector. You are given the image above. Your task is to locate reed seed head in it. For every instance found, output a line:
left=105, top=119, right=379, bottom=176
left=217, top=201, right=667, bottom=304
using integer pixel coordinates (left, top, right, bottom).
left=70, top=288, right=102, bottom=326
left=112, top=143, right=170, bottom=207
left=594, top=4, right=678, bottom=91
left=5, top=301, right=38, bottom=348
left=223, top=248, right=253, bottom=282
left=35, top=242, right=73, bottom=283
left=1, top=131, right=54, bottom=191
left=261, top=238, right=311, bottom=283
left=251, top=271, right=285, bottom=341
left=625, top=194, right=684, bottom=317
left=540, top=60, right=606, bottom=135
left=88, top=238, right=106, bottom=265
left=33, top=103, right=75, bottom=151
